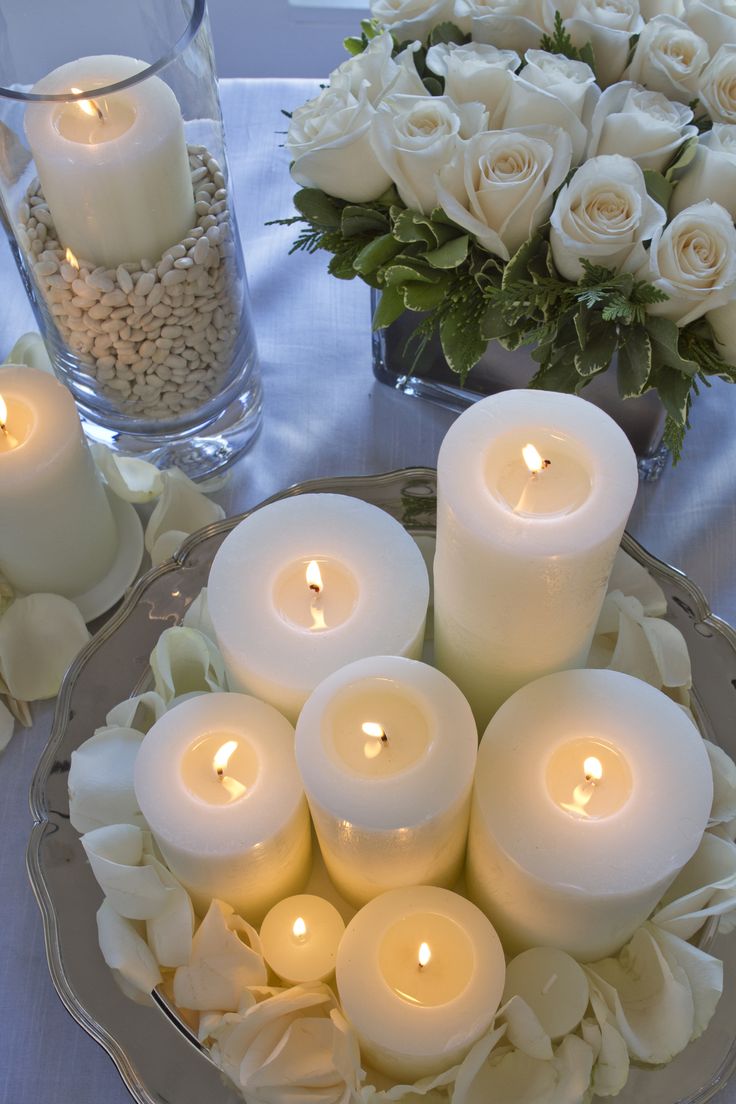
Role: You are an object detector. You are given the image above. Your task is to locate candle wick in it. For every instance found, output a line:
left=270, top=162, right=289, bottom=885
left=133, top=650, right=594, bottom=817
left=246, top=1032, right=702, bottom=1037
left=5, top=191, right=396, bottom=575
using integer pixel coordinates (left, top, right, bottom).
left=1, top=421, right=18, bottom=449
left=541, top=973, right=558, bottom=996
left=309, top=584, right=321, bottom=594
left=91, top=97, right=104, bottom=122
left=216, top=767, right=224, bottom=779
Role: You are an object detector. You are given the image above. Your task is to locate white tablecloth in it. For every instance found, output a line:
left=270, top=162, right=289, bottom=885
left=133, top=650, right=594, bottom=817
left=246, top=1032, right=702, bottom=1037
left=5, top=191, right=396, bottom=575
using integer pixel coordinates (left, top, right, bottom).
left=0, top=78, right=735, bottom=1104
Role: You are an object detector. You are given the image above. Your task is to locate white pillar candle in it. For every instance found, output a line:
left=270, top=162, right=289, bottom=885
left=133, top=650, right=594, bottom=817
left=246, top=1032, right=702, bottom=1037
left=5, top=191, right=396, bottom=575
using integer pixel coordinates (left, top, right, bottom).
left=134, top=692, right=312, bottom=925
left=0, top=364, right=117, bottom=595
left=208, top=494, right=429, bottom=724
left=25, top=55, right=194, bottom=267
left=466, top=669, right=713, bottom=961
left=336, top=886, right=505, bottom=1082
left=295, top=655, right=477, bottom=907
left=259, top=894, right=346, bottom=985
left=502, top=947, right=590, bottom=1040
left=434, top=390, right=638, bottom=728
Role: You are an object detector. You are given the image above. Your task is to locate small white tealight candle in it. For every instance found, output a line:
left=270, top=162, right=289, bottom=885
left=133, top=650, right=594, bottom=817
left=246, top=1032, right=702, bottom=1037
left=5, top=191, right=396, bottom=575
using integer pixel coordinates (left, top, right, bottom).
left=503, top=947, right=590, bottom=1040
left=259, top=894, right=346, bottom=985
left=208, top=494, right=429, bottom=723
left=434, top=390, right=638, bottom=728
left=336, top=886, right=505, bottom=1081
left=25, top=55, right=194, bottom=267
left=0, top=364, right=117, bottom=596
left=466, top=669, right=713, bottom=961
left=134, top=692, right=312, bottom=924
left=295, top=656, right=477, bottom=906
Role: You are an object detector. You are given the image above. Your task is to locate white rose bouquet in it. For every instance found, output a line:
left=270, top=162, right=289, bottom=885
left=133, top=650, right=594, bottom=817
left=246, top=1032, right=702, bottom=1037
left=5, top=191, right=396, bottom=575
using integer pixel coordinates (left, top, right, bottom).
left=276, top=0, right=736, bottom=457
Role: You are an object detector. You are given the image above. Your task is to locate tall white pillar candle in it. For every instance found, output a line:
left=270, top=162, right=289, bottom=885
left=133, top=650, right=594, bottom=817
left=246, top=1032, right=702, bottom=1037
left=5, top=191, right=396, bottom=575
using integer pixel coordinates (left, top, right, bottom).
left=434, top=390, right=638, bottom=728
left=336, top=886, right=505, bottom=1081
left=0, top=364, right=116, bottom=595
left=25, top=55, right=194, bottom=267
left=134, top=692, right=312, bottom=925
left=466, top=669, right=713, bottom=961
left=295, top=656, right=477, bottom=906
left=208, top=494, right=429, bottom=724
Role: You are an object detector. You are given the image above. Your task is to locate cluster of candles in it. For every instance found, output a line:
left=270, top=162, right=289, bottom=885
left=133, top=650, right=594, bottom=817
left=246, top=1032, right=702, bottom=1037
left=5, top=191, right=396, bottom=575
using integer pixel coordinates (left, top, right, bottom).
left=130, top=390, right=710, bottom=1080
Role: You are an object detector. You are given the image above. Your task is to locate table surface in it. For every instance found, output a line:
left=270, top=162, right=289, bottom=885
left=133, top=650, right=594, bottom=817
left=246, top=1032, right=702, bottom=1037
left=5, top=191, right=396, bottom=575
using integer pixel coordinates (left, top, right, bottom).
left=1, top=77, right=735, bottom=1104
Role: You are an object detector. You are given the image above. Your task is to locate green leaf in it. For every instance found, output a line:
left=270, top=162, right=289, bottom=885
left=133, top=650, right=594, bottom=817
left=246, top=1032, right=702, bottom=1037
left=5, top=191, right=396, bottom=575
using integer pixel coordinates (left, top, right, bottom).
left=530, top=353, right=586, bottom=393
left=343, top=36, right=365, bottom=56
left=392, top=209, right=438, bottom=246
left=341, top=205, right=389, bottom=238
left=429, top=21, right=468, bottom=45
left=353, top=234, right=404, bottom=276
left=328, top=250, right=361, bottom=280
left=643, top=170, right=673, bottom=211
left=665, top=135, right=699, bottom=182
left=647, top=315, right=699, bottom=375
left=502, top=235, right=544, bottom=288
left=403, top=279, right=451, bottom=311
left=424, top=235, right=469, bottom=269
left=439, top=308, right=486, bottom=381
left=422, top=76, right=444, bottom=96
left=655, top=369, right=693, bottom=426
left=617, top=327, right=652, bottom=397
left=574, top=306, right=589, bottom=348
left=372, top=287, right=406, bottom=330
left=575, top=325, right=618, bottom=377
left=482, top=303, right=516, bottom=341
left=383, top=261, right=440, bottom=286
left=293, top=188, right=342, bottom=229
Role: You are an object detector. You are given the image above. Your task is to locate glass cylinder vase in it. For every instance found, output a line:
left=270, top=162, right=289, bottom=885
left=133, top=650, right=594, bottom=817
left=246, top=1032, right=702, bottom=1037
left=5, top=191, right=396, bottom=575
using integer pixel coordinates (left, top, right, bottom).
left=0, top=0, right=262, bottom=479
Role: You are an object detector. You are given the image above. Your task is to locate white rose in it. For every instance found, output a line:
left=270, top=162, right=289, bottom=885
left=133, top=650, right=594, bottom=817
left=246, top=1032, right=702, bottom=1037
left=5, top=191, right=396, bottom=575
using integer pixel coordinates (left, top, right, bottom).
left=561, top=0, right=644, bottom=86
left=522, top=50, right=599, bottom=116
left=671, top=125, right=736, bottom=216
left=587, top=82, right=697, bottom=171
left=371, top=93, right=488, bottom=213
left=550, top=154, right=667, bottom=280
left=641, top=0, right=684, bottom=15
left=501, top=70, right=594, bottom=163
left=707, top=298, right=736, bottom=363
left=332, top=32, right=426, bottom=105
left=287, top=75, right=392, bottom=203
left=370, top=0, right=457, bottom=40
left=635, top=200, right=736, bottom=325
left=698, top=45, right=736, bottom=122
left=684, top=0, right=736, bottom=55
left=624, top=15, right=710, bottom=102
left=436, top=125, right=573, bottom=258
left=426, top=42, right=519, bottom=123
left=468, top=0, right=557, bottom=53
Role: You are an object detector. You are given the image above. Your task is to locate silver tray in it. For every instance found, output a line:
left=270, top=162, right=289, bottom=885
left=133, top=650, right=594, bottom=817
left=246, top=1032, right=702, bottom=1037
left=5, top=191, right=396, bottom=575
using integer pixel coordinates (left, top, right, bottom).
left=27, top=469, right=736, bottom=1104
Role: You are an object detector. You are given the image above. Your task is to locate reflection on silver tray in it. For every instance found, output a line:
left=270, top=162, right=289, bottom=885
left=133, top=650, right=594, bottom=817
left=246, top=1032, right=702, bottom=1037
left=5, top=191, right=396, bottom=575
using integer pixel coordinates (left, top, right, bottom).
left=27, top=469, right=736, bottom=1104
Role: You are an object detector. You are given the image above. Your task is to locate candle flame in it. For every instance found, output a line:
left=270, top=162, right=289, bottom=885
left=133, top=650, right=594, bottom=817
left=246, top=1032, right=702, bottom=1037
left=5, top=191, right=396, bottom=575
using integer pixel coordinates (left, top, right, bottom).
left=584, top=756, right=603, bottom=783
left=213, top=739, right=239, bottom=777
left=522, top=443, right=545, bottom=474
left=293, top=916, right=307, bottom=939
left=306, top=560, right=323, bottom=594
left=0, top=393, right=18, bottom=449
left=0, top=394, right=6, bottom=426
left=418, top=943, right=431, bottom=968
left=70, top=86, right=104, bottom=121
left=65, top=247, right=80, bottom=270
left=361, top=722, right=385, bottom=740
left=362, top=721, right=387, bottom=760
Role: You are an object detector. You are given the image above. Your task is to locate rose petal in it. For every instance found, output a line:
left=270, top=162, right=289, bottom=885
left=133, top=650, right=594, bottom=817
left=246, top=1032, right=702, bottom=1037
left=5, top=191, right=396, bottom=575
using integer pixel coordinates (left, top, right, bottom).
left=182, top=588, right=216, bottom=641
left=0, top=594, right=90, bottom=700
left=145, top=468, right=225, bottom=554
left=96, top=898, right=162, bottom=997
left=652, top=831, right=736, bottom=938
left=173, top=899, right=267, bottom=1011
left=705, top=741, right=736, bottom=826
left=150, top=625, right=227, bottom=703
left=647, top=924, right=723, bottom=1039
left=0, top=698, right=14, bottom=752
left=150, top=529, right=190, bottom=567
left=105, top=691, right=166, bottom=734
left=81, top=824, right=172, bottom=920
left=607, top=548, right=667, bottom=615
left=90, top=442, right=164, bottom=503
left=68, top=725, right=146, bottom=834
left=143, top=852, right=195, bottom=967
left=499, top=995, right=554, bottom=1060
left=6, top=331, right=53, bottom=373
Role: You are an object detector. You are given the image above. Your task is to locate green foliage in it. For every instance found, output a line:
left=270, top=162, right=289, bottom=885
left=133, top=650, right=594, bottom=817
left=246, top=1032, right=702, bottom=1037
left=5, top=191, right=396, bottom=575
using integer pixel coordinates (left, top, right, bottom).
left=539, top=12, right=597, bottom=78
left=275, top=182, right=731, bottom=460
left=343, top=18, right=384, bottom=56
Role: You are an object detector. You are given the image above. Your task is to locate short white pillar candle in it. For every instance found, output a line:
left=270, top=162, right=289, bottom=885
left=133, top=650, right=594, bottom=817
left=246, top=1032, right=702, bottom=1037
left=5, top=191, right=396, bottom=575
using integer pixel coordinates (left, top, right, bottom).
left=466, top=669, right=713, bottom=961
left=502, top=947, right=590, bottom=1040
left=434, top=390, right=638, bottom=728
left=208, top=494, right=429, bottom=723
left=25, top=55, right=194, bottom=267
left=336, top=886, right=505, bottom=1082
left=134, top=692, right=312, bottom=924
left=0, top=364, right=117, bottom=596
left=295, top=655, right=477, bottom=906
left=259, top=894, right=346, bottom=985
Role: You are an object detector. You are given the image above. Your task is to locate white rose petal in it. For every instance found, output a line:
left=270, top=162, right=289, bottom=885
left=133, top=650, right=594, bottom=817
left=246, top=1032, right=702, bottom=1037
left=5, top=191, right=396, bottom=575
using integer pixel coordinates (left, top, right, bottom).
left=672, top=125, right=736, bottom=219
left=182, top=587, right=216, bottom=641
left=454, top=1033, right=594, bottom=1104
left=499, top=995, right=554, bottom=1059
left=90, top=442, right=164, bottom=503
left=150, top=625, right=226, bottom=703
left=436, top=125, right=573, bottom=259
left=150, top=529, right=189, bottom=567
left=470, top=0, right=558, bottom=52
left=706, top=740, right=736, bottom=826
left=642, top=0, right=685, bottom=13
left=685, top=0, right=736, bottom=54
left=652, top=831, right=736, bottom=937
left=81, top=824, right=172, bottom=920
left=582, top=990, right=630, bottom=1097
left=606, top=548, right=667, bottom=615
left=96, top=898, right=162, bottom=998
left=0, top=593, right=90, bottom=701
left=698, top=44, right=736, bottom=122
left=562, top=0, right=643, bottom=86
left=502, top=73, right=591, bottom=162
left=173, top=899, right=267, bottom=1012
left=426, top=42, right=519, bottom=122
left=105, top=690, right=166, bottom=733
left=333, top=32, right=426, bottom=105
left=143, top=852, right=195, bottom=968
left=550, top=154, right=666, bottom=281
left=523, top=49, right=598, bottom=116
left=144, top=468, right=224, bottom=555
left=68, top=725, right=146, bottom=834
left=372, top=93, right=488, bottom=213
left=371, top=0, right=457, bottom=40
left=288, top=75, right=392, bottom=204
left=636, top=199, right=736, bottom=325
left=624, top=15, right=710, bottom=101
left=647, top=924, right=723, bottom=1040
left=6, top=332, right=53, bottom=373
left=587, top=81, right=697, bottom=171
